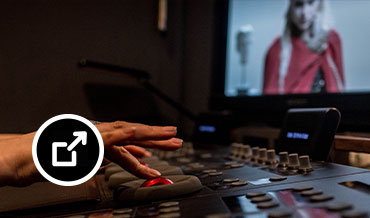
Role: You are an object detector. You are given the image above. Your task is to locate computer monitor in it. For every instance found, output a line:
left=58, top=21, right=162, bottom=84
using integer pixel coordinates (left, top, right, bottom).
left=210, top=0, right=370, bottom=131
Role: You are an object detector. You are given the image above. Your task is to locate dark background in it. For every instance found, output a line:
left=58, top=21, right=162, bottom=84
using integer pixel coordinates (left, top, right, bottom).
left=0, top=0, right=215, bottom=137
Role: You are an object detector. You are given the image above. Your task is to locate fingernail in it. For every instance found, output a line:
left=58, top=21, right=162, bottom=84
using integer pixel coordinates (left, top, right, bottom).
left=150, top=169, right=161, bottom=177
left=173, top=138, right=183, bottom=145
left=163, top=126, right=177, bottom=132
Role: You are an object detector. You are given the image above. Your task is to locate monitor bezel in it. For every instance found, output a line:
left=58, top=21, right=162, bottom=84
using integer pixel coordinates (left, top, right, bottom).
left=210, top=0, right=370, bottom=131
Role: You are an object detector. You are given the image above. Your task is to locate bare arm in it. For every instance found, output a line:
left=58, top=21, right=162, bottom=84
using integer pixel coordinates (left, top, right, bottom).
left=0, top=121, right=182, bottom=187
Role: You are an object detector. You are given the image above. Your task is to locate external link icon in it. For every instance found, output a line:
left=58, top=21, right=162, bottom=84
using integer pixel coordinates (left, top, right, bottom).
left=52, top=131, right=87, bottom=167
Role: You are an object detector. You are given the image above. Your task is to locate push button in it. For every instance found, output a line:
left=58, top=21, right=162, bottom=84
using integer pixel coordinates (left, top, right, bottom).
left=159, top=207, right=180, bottom=213
left=257, top=201, right=279, bottom=209
left=309, top=195, right=334, bottom=202
left=230, top=181, right=248, bottom=186
left=327, top=202, right=353, bottom=211
left=251, top=195, right=272, bottom=203
left=113, top=208, right=133, bottom=214
left=301, top=190, right=323, bottom=197
left=208, top=172, right=223, bottom=176
left=223, top=178, right=240, bottom=183
left=268, top=210, right=293, bottom=218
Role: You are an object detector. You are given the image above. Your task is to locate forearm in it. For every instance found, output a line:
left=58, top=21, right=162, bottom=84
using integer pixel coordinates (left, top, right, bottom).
left=0, top=132, right=41, bottom=186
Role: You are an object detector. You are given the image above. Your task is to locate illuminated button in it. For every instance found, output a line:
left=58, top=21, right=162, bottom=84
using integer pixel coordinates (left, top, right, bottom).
left=159, top=207, right=180, bottom=213
left=292, top=186, right=313, bottom=192
left=268, top=210, right=293, bottom=218
left=309, top=195, right=334, bottom=202
left=113, top=208, right=133, bottom=214
left=208, top=172, right=223, bottom=176
left=159, top=201, right=180, bottom=208
left=140, top=177, right=174, bottom=187
left=257, top=201, right=279, bottom=209
left=341, top=210, right=368, bottom=218
left=269, top=176, right=287, bottom=182
left=223, top=178, right=240, bottom=183
left=327, top=202, right=353, bottom=211
left=230, top=181, right=248, bottom=186
left=251, top=195, right=272, bottom=203
left=301, top=190, right=323, bottom=197
left=246, top=192, right=266, bottom=198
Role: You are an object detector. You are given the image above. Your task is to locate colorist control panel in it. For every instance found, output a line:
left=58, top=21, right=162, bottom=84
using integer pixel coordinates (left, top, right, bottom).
left=1, top=141, right=370, bottom=218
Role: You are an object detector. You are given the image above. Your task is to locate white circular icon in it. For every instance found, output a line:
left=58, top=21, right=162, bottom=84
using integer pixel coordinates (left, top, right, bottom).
left=32, top=114, right=104, bottom=186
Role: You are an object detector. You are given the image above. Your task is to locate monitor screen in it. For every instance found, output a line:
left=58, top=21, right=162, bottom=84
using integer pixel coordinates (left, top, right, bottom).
left=224, top=0, right=370, bottom=97
left=210, top=0, right=370, bottom=130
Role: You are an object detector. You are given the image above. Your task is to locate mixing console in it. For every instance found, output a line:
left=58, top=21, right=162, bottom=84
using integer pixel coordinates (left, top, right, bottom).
left=1, top=142, right=370, bottom=218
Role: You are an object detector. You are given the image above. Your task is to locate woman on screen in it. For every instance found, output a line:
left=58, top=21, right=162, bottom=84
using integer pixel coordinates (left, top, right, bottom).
left=263, top=0, right=344, bottom=94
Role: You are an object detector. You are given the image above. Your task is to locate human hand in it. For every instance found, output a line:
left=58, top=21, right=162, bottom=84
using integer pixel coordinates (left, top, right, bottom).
left=0, top=121, right=182, bottom=187
left=96, top=121, right=182, bottom=178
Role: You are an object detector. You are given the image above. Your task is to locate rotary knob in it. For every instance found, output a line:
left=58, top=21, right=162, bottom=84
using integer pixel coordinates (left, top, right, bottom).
left=230, top=143, right=242, bottom=159
left=288, top=153, right=300, bottom=170
left=251, top=147, right=260, bottom=162
left=299, top=155, right=313, bottom=173
left=266, top=149, right=277, bottom=165
left=241, top=144, right=251, bottom=160
left=278, top=152, right=289, bottom=168
left=258, top=148, right=267, bottom=164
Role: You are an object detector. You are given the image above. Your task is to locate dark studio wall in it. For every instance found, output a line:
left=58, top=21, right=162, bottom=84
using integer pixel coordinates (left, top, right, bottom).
left=0, top=0, right=215, bottom=137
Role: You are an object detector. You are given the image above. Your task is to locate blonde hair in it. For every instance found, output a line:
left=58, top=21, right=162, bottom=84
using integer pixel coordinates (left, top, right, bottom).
left=278, top=0, right=332, bottom=93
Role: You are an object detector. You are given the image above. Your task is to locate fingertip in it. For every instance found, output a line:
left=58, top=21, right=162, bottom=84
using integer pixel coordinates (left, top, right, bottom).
left=144, top=151, right=152, bottom=157
left=169, top=138, right=183, bottom=149
left=172, top=138, right=183, bottom=145
left=163, top=126, right=177, bottom=133
left=150, top=169, right=161, bottom=177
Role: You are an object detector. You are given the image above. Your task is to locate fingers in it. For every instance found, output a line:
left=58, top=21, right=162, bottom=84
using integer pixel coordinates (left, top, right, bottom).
left=97, top=120, right=182, bottom=179
left=100, top=127, right=137, bottom=146
left=105, top=145, right=161, bottom=179
left=126, top=138, right=183, bottom=151
left=132, top=125, right=177, bottom=141
left=124, top=145, right=152, bottom=158
left=100, top=126, right=178, bottom=146
left=96, top=121, right=177, bottom=140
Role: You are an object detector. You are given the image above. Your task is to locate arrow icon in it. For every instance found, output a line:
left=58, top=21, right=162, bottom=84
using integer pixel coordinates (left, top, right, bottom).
left=67, top=131, right=87, bottom=151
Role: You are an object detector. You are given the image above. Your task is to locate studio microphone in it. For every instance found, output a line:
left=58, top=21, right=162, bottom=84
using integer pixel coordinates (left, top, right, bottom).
left=236, top=24, right=254, bottom=65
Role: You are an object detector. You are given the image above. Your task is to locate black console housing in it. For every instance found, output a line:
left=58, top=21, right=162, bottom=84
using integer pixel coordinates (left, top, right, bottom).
left=276, top=108, right=341, bottom=161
